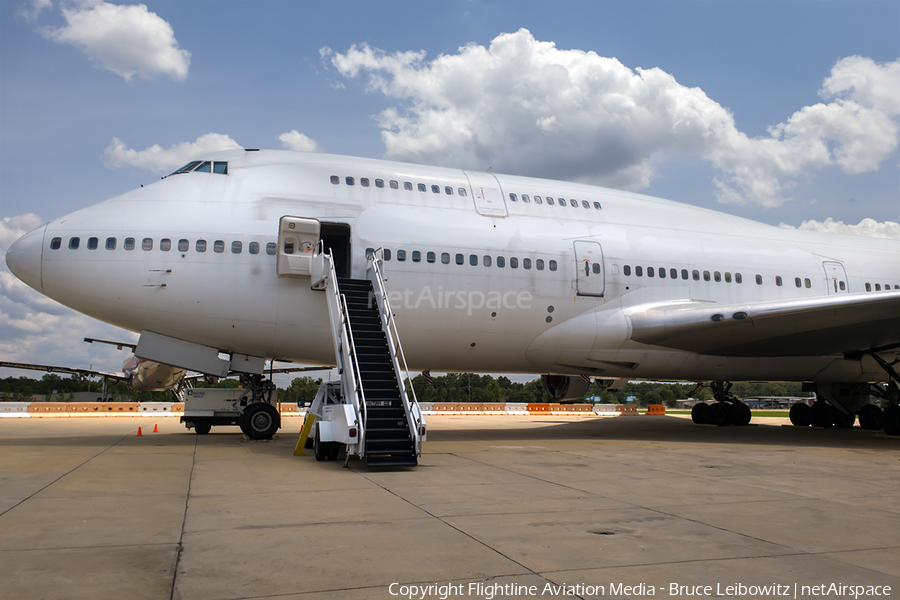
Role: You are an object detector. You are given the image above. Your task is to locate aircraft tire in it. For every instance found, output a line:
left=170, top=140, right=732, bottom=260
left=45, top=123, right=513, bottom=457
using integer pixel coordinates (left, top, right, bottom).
left=194, top=421, right=212, bottom=435
left=240, top=403, right=280, bottom=440
left=314, top=427, right=329, bottom=461
left=732, top=401, right=752, bottom=426
left=808, top=401, right=832, bottom=428
left=830, top=405, right=855, bottom=429
left=882, top=405, right=900, bottom=436
left=691, top=402, right=709, bottom=424
left=789, top=402, right=810, bottom=427
left=706, top=402, right=731, bottom=426
left=327, top=442, right=341, bottom=461
left=858, top=404, right=883, bottom=431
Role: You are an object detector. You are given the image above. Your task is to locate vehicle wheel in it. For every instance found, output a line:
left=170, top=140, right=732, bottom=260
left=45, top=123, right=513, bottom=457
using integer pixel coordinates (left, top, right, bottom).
left=858, top=405, right=883, bottom=430
left=830, top=405, right=855, bottom=429
left=327, top=441, right=341, bottom=461
left=314, top=426, right=329, bottom=461
left=789, top=402, right=810, bottom=426
left=691, top=402, right=709, bottom=424
left=240, top=403, right=280, bottom=439
left=882, top=405, right=900, bottom=436
left=732, top=401, right=752, bottom=426
left=808, top=401, right=832, bottom=428
left=706, top=402, right=731, bottom=426
left=194, top=421, right=212, bottom=435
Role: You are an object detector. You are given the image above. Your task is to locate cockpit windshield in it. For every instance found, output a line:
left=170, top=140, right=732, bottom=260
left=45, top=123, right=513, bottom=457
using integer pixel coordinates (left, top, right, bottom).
left=167, top=161, right=228, bottom=177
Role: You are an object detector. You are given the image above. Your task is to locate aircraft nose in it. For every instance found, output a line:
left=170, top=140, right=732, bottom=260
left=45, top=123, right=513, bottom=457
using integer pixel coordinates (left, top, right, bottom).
left=5, top=224, right=46, bottom=293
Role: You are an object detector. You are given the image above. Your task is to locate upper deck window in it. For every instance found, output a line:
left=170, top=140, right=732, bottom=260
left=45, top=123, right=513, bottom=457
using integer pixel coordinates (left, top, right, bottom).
left=168, top=160, right=227, bottom=177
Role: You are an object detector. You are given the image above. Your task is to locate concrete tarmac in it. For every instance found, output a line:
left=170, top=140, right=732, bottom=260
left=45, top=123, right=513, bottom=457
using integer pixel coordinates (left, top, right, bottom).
left=1, top=414, right=898, bottom=600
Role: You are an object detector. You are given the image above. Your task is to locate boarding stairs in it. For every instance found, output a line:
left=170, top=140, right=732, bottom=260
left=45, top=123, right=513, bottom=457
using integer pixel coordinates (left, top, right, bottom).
left=306, top=247, right=425, bottom=466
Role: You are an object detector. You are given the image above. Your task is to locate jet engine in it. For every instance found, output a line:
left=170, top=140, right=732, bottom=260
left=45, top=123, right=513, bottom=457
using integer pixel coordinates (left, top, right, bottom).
left=541, top=374, right=591, bottom=402
left=122, top=356, right=187, bottom=392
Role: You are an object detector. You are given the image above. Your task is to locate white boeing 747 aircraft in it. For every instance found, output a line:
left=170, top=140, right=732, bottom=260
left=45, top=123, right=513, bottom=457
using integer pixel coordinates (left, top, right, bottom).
left=5, top=149, right=900, bottom=445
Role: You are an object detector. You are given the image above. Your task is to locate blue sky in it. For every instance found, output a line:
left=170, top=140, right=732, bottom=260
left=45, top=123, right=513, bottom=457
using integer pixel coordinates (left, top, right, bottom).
left=1, top=0, right=898, bottom=378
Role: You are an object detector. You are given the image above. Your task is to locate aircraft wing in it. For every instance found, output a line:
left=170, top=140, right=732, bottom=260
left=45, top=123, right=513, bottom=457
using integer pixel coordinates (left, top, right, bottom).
left=628, top=291, right=900, bottom=357
left=0, top=361, right=127, bottom=381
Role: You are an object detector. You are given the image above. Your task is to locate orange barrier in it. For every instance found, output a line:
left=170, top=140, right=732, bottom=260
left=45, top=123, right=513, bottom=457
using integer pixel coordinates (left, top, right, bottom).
left=67, top=403, right=106, bottom=417
left=617, top=404, right=638, bottom=416
left=645, top=404, right=666, bottom=416
left=527, top=403, right=550, bottom=414
left=172, top=403, right=184, bottom=413
left=549, top=403, right=593, bottom=414
left=278, top=403, right=298, bottom=414
left=458, top=403, right=485, bottom=414
left=482, top=403, right=506, bottom=415
left=102, top=402, right=140, bottom=416
left=433, top=403, right=461, bottom=414
left=29, top=402, right=70, bottom=417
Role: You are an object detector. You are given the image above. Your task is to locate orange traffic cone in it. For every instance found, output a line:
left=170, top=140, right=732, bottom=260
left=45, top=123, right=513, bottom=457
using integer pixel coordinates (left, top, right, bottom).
left=153, top=424, right=159, bottom=433
left=136, top=427, right=143, bottom=436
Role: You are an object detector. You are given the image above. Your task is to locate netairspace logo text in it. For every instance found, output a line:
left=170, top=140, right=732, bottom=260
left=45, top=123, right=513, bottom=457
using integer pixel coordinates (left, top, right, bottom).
left=387, top=581, right=893, bottom=599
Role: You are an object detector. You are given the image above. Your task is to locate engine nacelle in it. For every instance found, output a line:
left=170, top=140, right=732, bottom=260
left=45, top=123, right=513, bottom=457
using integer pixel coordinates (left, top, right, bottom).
left=123, top=356, right=187, bottom=392
left=541, top=374, right=591, bottom=402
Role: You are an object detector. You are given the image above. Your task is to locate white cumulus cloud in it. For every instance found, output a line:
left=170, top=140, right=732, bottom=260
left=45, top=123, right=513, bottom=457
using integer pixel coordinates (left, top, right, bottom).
left=16, top=0, right=52, bottom=22
left=41, top=1, right=191, bottom=81
left=102, top=133, right=242, bottom=172
left=279, top=130, right=325, bottom=152
left=323, top=29, right=900, bottom=208
left=780, top=217, right=900, bottom=239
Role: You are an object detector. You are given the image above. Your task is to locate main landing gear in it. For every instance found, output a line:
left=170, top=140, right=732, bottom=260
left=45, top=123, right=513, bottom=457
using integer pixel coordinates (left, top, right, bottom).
left=690, top=381, right=752, bottom=427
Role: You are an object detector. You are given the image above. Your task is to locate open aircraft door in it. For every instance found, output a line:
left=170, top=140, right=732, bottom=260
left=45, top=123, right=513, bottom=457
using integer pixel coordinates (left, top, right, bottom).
left=823, top=261, right=849, bottom=294
left=277, top=216, right=319, bottom=278
left=574, top=240, right=605, bottom=296
left=464, top=171, right=508, bottom=217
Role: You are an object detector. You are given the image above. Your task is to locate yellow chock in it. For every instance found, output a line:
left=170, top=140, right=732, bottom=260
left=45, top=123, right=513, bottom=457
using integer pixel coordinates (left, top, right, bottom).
left=294, top=413, right=316, bottom=456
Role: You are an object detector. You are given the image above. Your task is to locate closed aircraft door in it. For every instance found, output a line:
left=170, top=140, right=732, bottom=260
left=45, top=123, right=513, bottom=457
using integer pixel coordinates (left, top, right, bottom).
left=463, top=171, right=508, bottom=217
left=574, top=241, right=604, bottom=296
left=823, top=261, right=849, bottom=294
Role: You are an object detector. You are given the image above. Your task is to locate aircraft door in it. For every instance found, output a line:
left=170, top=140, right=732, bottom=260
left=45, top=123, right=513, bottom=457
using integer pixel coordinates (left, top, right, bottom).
left=823, top=261, right=849, bottom=294
left=574, top=241, right=605, bottom=296
left=277, top=216, right=319, bottom=278
left=463, top=171, right=508, bottom=217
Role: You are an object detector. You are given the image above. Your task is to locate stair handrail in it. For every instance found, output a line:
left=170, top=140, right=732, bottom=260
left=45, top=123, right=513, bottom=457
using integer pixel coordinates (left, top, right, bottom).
left=317, top=247, right=366, bottom=454
left=366, top=248, right=424, bottom=454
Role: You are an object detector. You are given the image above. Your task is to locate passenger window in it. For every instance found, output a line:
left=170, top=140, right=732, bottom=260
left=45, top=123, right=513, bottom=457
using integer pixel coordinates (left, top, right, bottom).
left=444, top=186, right=453, bottom=195
left=161, top=239, right=171, bottom=251
left=523, top=258, right=532, bottom=270
left=549, top=260, right=557, bottom=271
left=775, top=276, right=783, bottom=286
left=458, top=188, right=467, bottom=197
left=456, top=253, right=464, bottom=265
left=346, top=177, right=355, bottom=186
left=483, top=255, right=492, bottom=267
left=376, top=179, right=385, bottom=188
left=431, top=185, right=439, bottom=194
left=693, top=270, right=700, bottom=281
left=69, top=237, right=80, bottom=250
left=87, top=237, right=98, bottom=250
left=522, top=195, right=531, bottom=203
left=331, top=176, right=340, bottom=185
left=866, top=283, right=872, bottom=291
left=724, top=272, right=732, bottom=283
left=213, top=162, right=227, bottom=174
left=875, top=283, right=881, bottom=291
left=469, top=254, right=477, bottom=266
left=418, top=183, right=426, bottom=192
left=534, top=195, right=543, bottom=204
left=670, top=268, right=677, bottom=279
left=636, top=266, right=643, bottom=277
left=426, top=251, right=435, bottom=263
left=569, top=199, right=578, bottom=207
left=383, top=249, right=391, bottom=261
left=755, top=274, right=763, bottom=285
left=546, top=197, right=554, bottom=205
left=593, top=202, right=602, bottom=210
left=714, top=271, right=721, bottom=282
left=196, top=240, right=207, bottom=253
left=497, top=256, right=506, bottom=268
left=179, top=239, right=189, bottom=252
left=804, top=278, right=811, bottom=288
left=735, top=273, right=742, bottom=284
left=366, top=248, right=375, bottom=259
left=795, top=277, right=802, bottom=288
left=582, top=200, right=590, bottom=209
left=249, top=242, right=259, bottom=255
left=403, top=182, right=412, bottom=191
left=214, top=240, right=225, bottom=253
left=623, top=265, right=631, bottom=276
left=283, top=242, right=294, bottom=255
left=648, top=267, right=655, bottom=277
left=397, top=249, right=406, bottom=261
left=592, top=263, right=600, bottom=274
left=142, top=238, right=153, bottom=251
left=412, top=250, right=421, bottom=262
left=124, top=238, right=134, bottom=251
left=361, top=178, right=370, bottom=187
left=703, top=271, right=711, bottom=281
left=839, top=281, right=846, bottom=291
left=681, top=269, right=688, bottom=280
left=510, top=193, right=518, bottom=202
left=266, top=242, right=277, bottom=256
left=559, top=201, right=566, bottom=209
left=537, top=259, right=544, bottom=270
left=659, top=268, right=666, bottom=279
left=51, top=237, right=61, bottom=250
left=510, top=257, right=518, bottom=269
left=390, top=180, right=399, bottom=189
left=441, top=252, right=450, bottom=264
left=232, top=241, right=242, bottom=254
